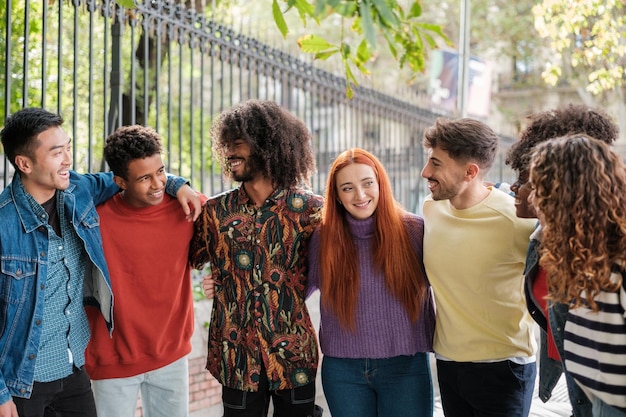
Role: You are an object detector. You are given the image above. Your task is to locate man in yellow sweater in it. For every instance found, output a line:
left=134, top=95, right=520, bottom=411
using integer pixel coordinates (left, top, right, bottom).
left=421, top=118, right=537, bottom=417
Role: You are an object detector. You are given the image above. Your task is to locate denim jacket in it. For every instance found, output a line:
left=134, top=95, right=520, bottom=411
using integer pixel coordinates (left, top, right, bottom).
left=0, top=171, right=187, bottom=405
left=523, top=227, right=592, bottom=417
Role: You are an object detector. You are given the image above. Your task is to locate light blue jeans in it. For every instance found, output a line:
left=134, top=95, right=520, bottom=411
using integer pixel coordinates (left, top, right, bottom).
left=593, top=397, right=626, bottom=417
left=321, top=353, right=433, bottom=417
left=91, top=355, right=189, bottom=417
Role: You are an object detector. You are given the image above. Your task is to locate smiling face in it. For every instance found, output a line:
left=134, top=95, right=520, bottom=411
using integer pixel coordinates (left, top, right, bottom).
left=335, top=163, right=380, bottom=220
left=510, top=170, right=537, bottom=219
left=16, top=126, right=72, bottom=204
left=421, top=146, right=468, bottom=202
left=225, top=139, right=262, bottom=183
left=116, top=153, right=166, bottom=208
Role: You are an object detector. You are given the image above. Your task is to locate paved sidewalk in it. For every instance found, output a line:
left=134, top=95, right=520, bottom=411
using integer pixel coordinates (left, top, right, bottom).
left=196, top=291, right=573, bottom=417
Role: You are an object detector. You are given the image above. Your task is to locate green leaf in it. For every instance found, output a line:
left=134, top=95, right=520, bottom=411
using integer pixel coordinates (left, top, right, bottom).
left=371, top=0, right=401, bottom=27
left=272, top=0, right=289, bottom=38
left=420, top=31, right=437, bottom=49
left=293, top=0, right=317, bottom=24
left=115, top=0, right=136, bottom=8
left=408, top=1, right=422, bottom=18
left=360, top=1, right=378, bottom=48
left=334, top=2, right=359, bottom=17
left=314, top=0, right=326, bottom=16
left=382, top=31, right=399, bottom=59
left=315, top=50, right=339, bottom=61
left=297, top=34, right=336, bottom=53
left=317, top=0, right=341, bottom=10
left=416, top=23, right=452, bottom=46
left=343, top=60, right=358, bottom=98
left=410, top=31, right=424, bottom=52
left=351, top=16, right=364, bottom=35
left=340, top=41, right=352, bottom=59
left=346, top=84, right=355, bottom=99
left=352, top=53, right=372, bottom=74
left=356, top=39, right=373, bottom=65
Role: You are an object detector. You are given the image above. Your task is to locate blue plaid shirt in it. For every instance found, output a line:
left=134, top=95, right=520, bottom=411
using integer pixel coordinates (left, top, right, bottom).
left=27, top=191, right=90, bottom=382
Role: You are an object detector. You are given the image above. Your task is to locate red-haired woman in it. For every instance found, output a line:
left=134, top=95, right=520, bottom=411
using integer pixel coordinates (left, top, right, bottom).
left=307, top=148, right=435, bottom=417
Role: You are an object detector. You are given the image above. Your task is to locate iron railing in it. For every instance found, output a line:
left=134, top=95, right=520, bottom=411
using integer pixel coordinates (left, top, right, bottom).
left=0, top=0, right=516, bottom=213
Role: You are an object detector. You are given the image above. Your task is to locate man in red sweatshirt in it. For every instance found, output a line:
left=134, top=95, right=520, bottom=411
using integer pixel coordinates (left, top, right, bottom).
left=85, top=125, right=206, bottom=417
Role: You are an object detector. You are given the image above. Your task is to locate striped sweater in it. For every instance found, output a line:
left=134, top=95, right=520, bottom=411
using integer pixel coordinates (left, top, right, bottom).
left=564, top=270, right=626, bottom=413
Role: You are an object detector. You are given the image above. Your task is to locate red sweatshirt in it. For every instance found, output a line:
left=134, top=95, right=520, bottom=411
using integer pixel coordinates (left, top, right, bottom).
left=85, top=193, right=201, bottom=379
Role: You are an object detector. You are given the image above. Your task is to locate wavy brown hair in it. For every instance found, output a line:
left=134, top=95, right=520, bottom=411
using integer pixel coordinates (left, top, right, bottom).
left=210, top=99, right=316, bottom=188
left=530, top=135, right=626, bottom=310
left=423, top=117, right=499, bottom=171
left=319, top=148, right=427, bottom=330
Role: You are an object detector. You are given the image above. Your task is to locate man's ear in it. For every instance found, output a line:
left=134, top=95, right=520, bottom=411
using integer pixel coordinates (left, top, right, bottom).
left=465, top=163, right=480, bottom=181
left=113, top=175, right=127, bottom=190
left=14, top=155, right=33, bottom=174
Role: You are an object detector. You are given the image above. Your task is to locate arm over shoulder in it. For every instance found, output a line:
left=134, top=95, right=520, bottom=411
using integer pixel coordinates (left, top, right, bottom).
left=305, top=228, right=321, bottom=298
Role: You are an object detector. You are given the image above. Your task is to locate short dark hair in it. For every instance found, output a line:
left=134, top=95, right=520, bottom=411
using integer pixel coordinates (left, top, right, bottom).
left=210, top=99, right=316, bottom=188
left=423, top=118, right=499, bottom=171
left=506, top=104, right=618, bottom=173
left=0, top=108, right=64, bottom=173
left=104, top=125, right=163, bottom=179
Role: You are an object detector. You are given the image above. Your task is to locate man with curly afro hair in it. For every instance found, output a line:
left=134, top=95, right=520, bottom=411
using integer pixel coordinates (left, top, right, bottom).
left=505, top=104, right=618, bottom=417
left=190, top=100, right=323, bottom=417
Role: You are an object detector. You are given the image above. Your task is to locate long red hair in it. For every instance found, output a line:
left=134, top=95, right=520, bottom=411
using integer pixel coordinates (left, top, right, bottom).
left=319, top=148, right=427, bottom=330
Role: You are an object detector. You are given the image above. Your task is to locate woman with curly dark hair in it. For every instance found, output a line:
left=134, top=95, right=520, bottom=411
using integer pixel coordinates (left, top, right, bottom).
left=529, top=135, right=626, bottom=417
left=190, top=100, right=323, bottom=417
left=505, top=104, right=618, bottom=417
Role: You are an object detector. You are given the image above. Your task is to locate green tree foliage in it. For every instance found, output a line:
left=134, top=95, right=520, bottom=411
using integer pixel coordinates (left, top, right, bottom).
left=0, top=0, right=44, bottom=115
left=277, top=0, right=451, bottom=97
left=533, top=0, right=626, bottom=95
left=116, top=0, right=451, bottom=98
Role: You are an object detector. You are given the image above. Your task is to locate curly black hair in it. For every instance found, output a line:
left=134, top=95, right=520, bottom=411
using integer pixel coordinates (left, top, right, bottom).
left=506, top=104, right=618, bottom=172
left=104, top=125, right=163, bottom=179
left=210, top=99, right=316, bottom=189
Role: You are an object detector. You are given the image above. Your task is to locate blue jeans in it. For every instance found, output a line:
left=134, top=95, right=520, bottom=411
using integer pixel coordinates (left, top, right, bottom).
left=592, top=397, right=626, bottom=417
left=12, top=366, right=97, bottom=417
left=436, top=359, right=536, bottom=417
left=321, top=353, right=433, bottom=417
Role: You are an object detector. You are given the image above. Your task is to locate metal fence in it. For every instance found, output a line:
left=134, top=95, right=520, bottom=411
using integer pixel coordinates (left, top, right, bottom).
left=0, top=0, right=516, bottom=214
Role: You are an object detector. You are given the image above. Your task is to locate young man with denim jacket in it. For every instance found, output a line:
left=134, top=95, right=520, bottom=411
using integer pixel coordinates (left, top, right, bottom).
left=0, top=108, right=200, bottom=417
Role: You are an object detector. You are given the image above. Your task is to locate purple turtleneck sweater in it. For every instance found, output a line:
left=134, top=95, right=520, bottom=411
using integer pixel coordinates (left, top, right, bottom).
left=306, top=213, right=435, bottom=359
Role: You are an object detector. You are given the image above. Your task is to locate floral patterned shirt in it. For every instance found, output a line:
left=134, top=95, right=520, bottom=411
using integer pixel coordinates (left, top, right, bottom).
left=190, top=185, right=323, bottom=392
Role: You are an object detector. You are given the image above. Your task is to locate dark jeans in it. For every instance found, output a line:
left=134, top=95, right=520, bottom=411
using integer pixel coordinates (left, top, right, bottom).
left=321, top=353, right=433, bottom=417
left=222, top=373, right=319, bottom=417
left=13, top=366, right=97, bottom=417
left=436, top=359, right=536, bottom=417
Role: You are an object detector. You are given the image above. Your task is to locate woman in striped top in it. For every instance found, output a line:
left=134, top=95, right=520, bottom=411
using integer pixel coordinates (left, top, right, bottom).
left=528, top=134, right=626, bottom=417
